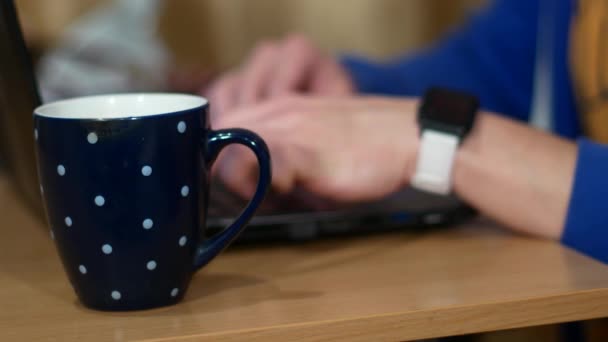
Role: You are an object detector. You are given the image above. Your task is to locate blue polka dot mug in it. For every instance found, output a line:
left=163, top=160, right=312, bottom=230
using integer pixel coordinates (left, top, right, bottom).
left=33, top=93, right=271, bottom=311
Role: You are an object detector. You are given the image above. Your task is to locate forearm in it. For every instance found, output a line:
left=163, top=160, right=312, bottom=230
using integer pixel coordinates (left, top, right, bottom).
left=452, top=113, right=577, bottom=239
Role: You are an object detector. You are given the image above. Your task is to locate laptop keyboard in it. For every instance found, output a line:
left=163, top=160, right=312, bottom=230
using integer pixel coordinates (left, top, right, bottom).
left=207, top=179, right=308, bottom=218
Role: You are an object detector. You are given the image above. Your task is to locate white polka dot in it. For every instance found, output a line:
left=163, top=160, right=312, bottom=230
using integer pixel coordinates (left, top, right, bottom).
left=64, top=216, right=72, bottom=227
left=57, top=165, right=66, bottom=176
left=141, top=165, right=152, bottom=176
left=179, top=236, right=187, bottom=247
left=94, top=195, right=105, bottom=207
left=102, top=244, right=113, bottom=254
left=34, top=129, right=38, bottom=140
left=79, top=265, right=87, bottom=274
left=142, top=218, right=153, bottom=230
left=87, top=132, right=98, bottom=144
left=181, top=185, right=189, bottom=197
left=111, top=291, right=121, bottom=300
left=50, top=230, right=55, bottom=240
left=170, top=288, right=179, bottom=297
left=146, top=260, right=157, bottom=270
left=177, top=121, right=186, bottom=133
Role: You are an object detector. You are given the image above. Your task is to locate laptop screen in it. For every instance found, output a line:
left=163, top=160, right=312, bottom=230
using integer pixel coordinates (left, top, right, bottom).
left=0, top=0, right=43, bottom=215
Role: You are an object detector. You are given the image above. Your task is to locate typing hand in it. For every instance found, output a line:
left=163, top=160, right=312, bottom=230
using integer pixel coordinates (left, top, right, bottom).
left=212, top=95, right=419, bottom=203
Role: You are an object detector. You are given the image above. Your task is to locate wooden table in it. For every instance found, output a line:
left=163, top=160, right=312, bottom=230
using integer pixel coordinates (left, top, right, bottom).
left=3, top=174, right=608, bottom=342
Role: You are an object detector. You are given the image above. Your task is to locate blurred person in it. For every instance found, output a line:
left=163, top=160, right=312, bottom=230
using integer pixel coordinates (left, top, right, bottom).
left=36, top=0, right=213, bottom=102
left=206, top=0, right=608, bottom=263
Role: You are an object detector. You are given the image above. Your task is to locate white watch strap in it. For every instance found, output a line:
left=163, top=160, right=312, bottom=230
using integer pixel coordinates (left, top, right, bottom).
left=411, top=129, right=460, bottom=195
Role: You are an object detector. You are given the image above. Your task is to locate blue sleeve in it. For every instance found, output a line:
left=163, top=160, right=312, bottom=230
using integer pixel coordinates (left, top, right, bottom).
left=561, top=139, right=608, bottom=263
left=341, top=0, right=539, bottom=122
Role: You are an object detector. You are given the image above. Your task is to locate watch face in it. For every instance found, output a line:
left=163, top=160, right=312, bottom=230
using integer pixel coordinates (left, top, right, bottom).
left=420, top=87, right=479, bottom=129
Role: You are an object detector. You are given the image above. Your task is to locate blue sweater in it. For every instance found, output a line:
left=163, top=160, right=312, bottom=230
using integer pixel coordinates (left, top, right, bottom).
left=342, top=0, right=608, bottom=263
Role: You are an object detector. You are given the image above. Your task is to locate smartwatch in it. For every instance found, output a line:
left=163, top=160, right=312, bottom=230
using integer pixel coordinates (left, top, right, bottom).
left=411, top=87, right=479, bottom=195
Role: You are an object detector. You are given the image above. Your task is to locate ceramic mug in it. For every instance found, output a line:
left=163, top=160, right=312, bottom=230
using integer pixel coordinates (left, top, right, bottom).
left=34, top=93, right=271, bottom=310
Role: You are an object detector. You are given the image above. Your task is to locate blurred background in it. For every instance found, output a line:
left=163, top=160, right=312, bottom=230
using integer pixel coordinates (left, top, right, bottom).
left=14, top=0, right=485, bottom=101
left=16, top=0, right=484, bottom=63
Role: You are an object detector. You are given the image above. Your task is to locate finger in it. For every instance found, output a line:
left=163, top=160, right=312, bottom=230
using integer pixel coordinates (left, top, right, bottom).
left=205, top=73, right=241, bottom=125
left=269, top=34, right=320, bottom=96
left=215, top=144, right=258, bottom=198
left=214, top=95, right=319, bottom=130
left=212, top=98, right=291, bottom=130
left=309, top=56, right=355, bottom=95
left=239, top=41, right=279, bottom=104
left=216, top=95, right=359, bottom=132
left=215, top=138, right=297, bottom=198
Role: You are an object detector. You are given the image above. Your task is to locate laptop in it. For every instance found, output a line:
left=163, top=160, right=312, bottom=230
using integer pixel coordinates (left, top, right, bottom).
left=0, top=0, right=43, bottom=216
left=0, top=0, right=475, bottom=242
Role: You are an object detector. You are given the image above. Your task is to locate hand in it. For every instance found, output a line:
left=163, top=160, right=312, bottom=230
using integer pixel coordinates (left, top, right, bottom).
left=213, top=95, right=419, bottom=203
left=205, top=34, right=355, bottom=122
left=214, top=94, right=577, bottom=240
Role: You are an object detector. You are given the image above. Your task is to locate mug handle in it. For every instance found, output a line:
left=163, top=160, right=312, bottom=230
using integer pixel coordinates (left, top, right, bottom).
left=193, top=128, right=271, bottom=269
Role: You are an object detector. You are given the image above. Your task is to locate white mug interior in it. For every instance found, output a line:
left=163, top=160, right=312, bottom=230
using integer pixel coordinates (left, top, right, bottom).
left=34, top=93, right=207, bottom=120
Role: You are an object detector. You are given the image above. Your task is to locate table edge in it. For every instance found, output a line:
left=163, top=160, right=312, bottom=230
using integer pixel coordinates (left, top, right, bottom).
left=136, top=288, right=608, bottom=342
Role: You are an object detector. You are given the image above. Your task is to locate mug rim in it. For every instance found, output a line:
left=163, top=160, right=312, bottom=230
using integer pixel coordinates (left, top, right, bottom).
left=34, top=93, right=208, bottom=120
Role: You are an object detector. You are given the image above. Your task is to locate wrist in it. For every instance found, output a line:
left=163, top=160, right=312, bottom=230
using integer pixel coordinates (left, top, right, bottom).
left=396, top=99, right=421, bottom=187
left=451, top=113, right=485, bottom=197
left=411, top=87, right=479, bottom=195
left=451, top=112, right=575, bottom=239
